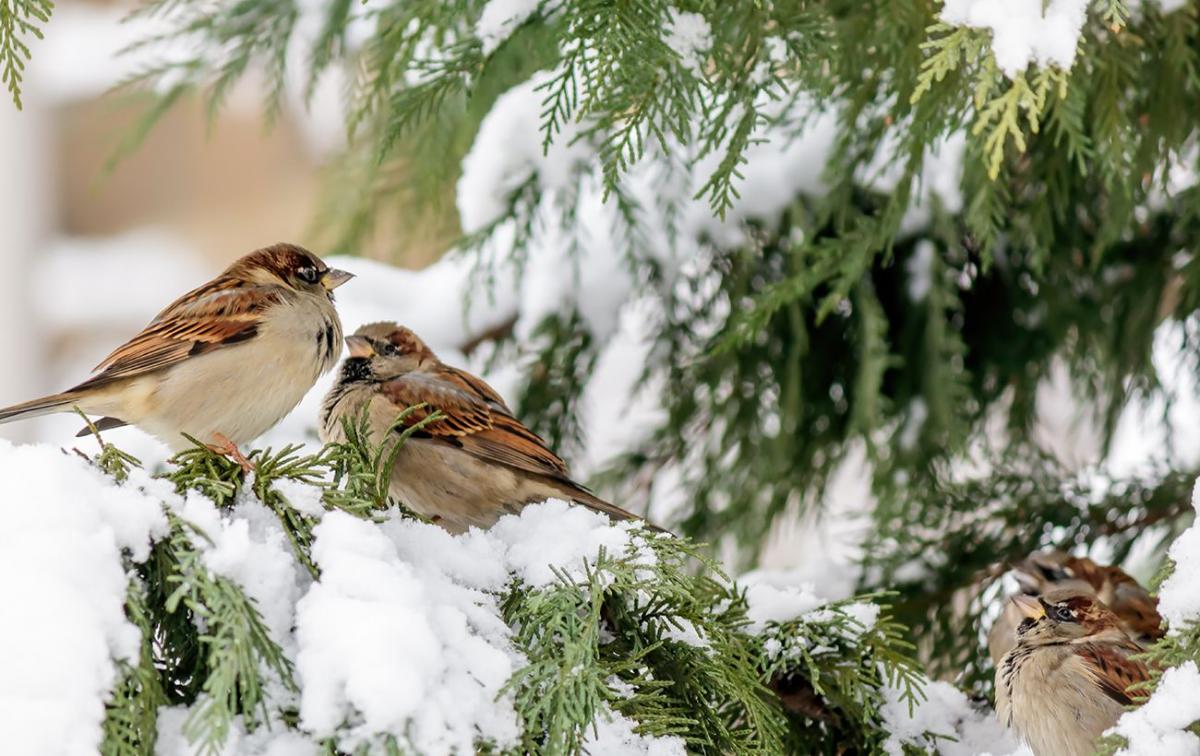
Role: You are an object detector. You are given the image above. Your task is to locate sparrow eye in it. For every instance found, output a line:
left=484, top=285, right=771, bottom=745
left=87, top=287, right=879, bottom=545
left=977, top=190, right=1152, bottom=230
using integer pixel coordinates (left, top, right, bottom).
left=1052, top=605, right=1076, bottom=622
left=297, top=266, right=321, bottom=284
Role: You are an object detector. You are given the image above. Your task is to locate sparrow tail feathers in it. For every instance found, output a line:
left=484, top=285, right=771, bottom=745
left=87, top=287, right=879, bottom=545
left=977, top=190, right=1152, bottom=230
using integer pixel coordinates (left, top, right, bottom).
left=561, top=485, right=670, bottom=535
left=0, top=393, right=80, bottom=425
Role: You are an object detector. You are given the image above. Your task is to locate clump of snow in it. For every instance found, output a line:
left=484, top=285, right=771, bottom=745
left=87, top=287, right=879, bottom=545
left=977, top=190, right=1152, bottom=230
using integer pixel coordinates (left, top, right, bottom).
left=739, top=568, right=879, bottom=640
left=489, top=497, right=653, bottom=587
left=176, top=487, right=309, bottom=650
left=295, top=510, right=522, bottom=753
left=739, top=570, right=829, bottom=633
left=664, top=8, right=712, bottom=74
left=582, top=707, right=688, bottom=755
left=457, top=72, right=592, bottom=233
left=0, top=442, right=168, bottom=754
left=1103, top=479, right=1200, bottom=756
left=880, top=677, right=1019, bottom=756
left=476, top=0, right=544, bottom=55
left=156, top=706, right=321, bottom=756
left=1109, top=661, right=1200, bottom=756
left=940, top=0, right=1089, bottom=77
left=292, top=502, right=679, bottom=754
left=1156, top=479, right=1200, bottom=628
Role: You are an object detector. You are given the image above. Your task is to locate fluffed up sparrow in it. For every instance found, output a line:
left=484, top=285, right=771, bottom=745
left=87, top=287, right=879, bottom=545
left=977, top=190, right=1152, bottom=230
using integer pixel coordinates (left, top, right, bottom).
left=987, top=551, right=1163, bottom=666
left=320, top=321, right=663, bottom=534
left=995, top=587, right=1151, bottom=756
left=0, top=243, right=351, bottom=464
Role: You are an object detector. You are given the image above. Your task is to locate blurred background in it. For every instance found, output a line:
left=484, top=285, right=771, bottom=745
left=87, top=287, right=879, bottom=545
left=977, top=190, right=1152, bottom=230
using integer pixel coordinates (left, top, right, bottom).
left=0, top=0, right=456, bottom=449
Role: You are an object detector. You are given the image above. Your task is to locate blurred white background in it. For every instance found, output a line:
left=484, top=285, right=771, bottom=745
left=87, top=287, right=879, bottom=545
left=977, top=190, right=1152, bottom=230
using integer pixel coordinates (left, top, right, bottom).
left=0, top=0, right=422, bottom=453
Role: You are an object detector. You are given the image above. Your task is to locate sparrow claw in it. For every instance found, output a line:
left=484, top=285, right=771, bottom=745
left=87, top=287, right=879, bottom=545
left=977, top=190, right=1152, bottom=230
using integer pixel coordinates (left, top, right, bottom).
left=208, top=433, right=255, bottom=474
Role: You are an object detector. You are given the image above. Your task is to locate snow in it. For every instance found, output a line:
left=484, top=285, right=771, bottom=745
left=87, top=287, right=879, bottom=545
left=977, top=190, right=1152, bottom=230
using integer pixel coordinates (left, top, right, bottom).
left=663, top=8, right=712, bottom=74
left=0, top=442, right=168, bottom=755
left=1155, top=478, right=1200, bottom=629
left=290, top=501, right=681, bottom=753
left=295, top=511, right=522, bottom=753
left=740, top=571, right=829, bottom=633
left=177, top=487, right=309, bottom=650
left=940, top=0, right=1089, bottom=77
left=880, top=677, right=1019, bottom=756
left=457, top=72, right=591, bottom=234
left=156, top=706, right=320, bottom=756
left=488, top=497, right=654, bottom=586
left=906, top=240, right=937, bottom=302
left=1109, top=662, right=1200, bottom=756
left=739, top=568, right=879, bottom=640
left=582, top=707, right=689, bottom=755
left=0, top=431, right=692, bottom=754
left=1104, top=480, right=1200, bottom=756
left=477, top=0, right=544, bottom=55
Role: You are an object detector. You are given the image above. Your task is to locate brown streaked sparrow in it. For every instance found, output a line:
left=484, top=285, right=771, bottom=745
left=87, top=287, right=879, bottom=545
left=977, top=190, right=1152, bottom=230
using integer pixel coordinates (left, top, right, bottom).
left=995, top=587, right=1151, bottom=756
left=319, top=322, right=664, bottom=533
left=0, top=243, right=351, bottom=464
left=988, top=551, right=1163, bottom=666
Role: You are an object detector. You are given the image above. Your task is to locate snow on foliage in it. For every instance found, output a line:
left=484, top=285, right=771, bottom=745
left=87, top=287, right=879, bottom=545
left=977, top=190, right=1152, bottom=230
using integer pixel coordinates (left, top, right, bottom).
left=1, top=434, right=757, bottom=753
left=879, top=677, right=1018, bottom=756
left=1103, top=478, right=1200, bottom=756
left=0, top=442, right=167, bottom=754
left=663, top=8, right=712, bottom=74
left=1109, top=662, right=1200, bottom=756
left=939, top=0, right=1089, bottom=77
left=1155, top=478, right=1200, bottom=628
left=476, top=0, right=545, bottom=55
left=296, top=511, right=521, bottom=753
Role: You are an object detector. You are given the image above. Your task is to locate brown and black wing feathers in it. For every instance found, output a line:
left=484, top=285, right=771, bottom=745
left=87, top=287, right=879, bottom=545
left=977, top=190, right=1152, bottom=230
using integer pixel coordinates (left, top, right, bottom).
left=381, top=362, right=661, bottom=530
left=74, top=277, right=280, bottom=391
left=379, top=368, right=568, bottom=478
left=1077, top=642, right=1151, bottom=706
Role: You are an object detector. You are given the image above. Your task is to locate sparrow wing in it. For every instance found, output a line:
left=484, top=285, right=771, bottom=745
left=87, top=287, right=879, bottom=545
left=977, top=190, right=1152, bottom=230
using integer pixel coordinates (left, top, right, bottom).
left=380, top=367, right=570, bottom=478
left=78, top=276, right=283, bottom=389
left=1076, top=643, right=1151, bottom=706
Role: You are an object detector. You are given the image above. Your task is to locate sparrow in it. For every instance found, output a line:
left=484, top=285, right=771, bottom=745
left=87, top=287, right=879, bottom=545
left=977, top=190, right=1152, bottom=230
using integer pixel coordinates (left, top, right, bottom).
left=995, top=587, right=1151, bottom=756
left=0, top=243, right=351, bottom=465
left=987, top=551, right=1163, bottom=666
left=319, top=322, right=663, bottom=534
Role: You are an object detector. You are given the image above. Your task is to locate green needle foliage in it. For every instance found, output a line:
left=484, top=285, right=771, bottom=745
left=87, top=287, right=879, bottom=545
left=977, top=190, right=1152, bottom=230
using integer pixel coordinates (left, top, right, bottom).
left=0, top=0, right=52, bottom=108
left=75, top=420, right=926, bottom=755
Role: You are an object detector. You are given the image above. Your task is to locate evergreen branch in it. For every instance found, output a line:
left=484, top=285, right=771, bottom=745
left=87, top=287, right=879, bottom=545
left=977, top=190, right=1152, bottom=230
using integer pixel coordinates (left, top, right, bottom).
left=101, top=580, right=168, bottom=756
left=0, top=0, right=51, bottom=108
left=165, top=511, right=297, bottom=753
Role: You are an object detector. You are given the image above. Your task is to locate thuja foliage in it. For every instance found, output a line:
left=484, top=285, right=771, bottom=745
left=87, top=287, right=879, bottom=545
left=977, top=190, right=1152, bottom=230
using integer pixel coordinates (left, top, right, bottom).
left=82, top=415, right=923, bottom=754
left=0, top=0, right=52, bottom=108
left=866, top=456, right=1197, bottom=692
left=19, top=0, right=1200, bottom=728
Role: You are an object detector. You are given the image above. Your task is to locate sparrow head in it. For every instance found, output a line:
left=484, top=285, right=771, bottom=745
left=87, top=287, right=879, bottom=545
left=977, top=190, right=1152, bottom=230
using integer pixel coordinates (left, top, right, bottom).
left=1012, top=550, right=1094, bottom=596
left=1011, top=588, right=1122, bottom=646
left=353, top=322, right=436, bottom=360
left=227, top=243, right=353, bottom=298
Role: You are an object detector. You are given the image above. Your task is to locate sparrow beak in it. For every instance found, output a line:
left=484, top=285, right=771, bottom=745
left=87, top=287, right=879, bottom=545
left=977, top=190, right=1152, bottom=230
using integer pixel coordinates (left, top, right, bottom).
left=345, top=335, right=375, bottom=358
left=1011, top=594, right=1046, bottom=620
left=321, top=269, right=354, bottom=291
